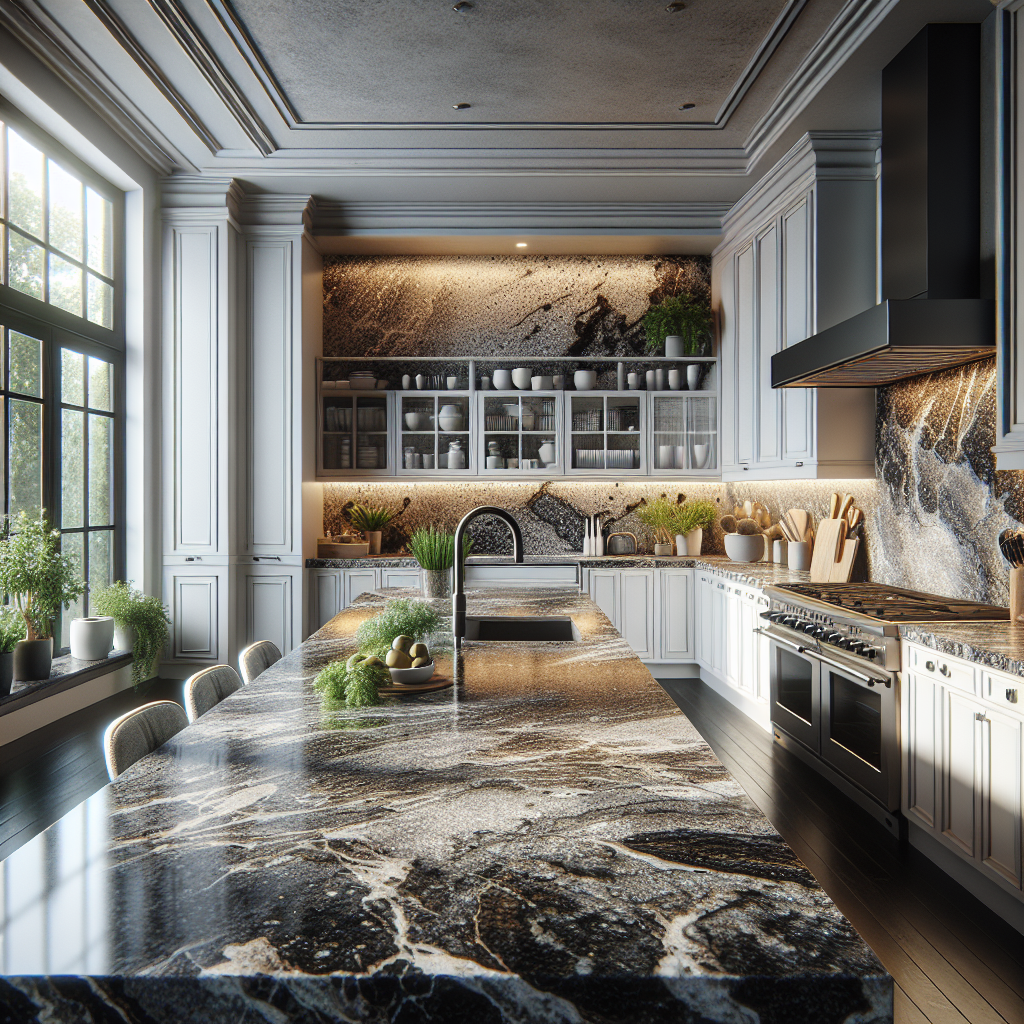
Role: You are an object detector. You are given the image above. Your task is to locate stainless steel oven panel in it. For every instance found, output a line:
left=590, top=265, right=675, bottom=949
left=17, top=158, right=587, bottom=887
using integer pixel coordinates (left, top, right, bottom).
left=768, top=633, right=821, bottom=755
left=820, top=663, right=900, bottom=811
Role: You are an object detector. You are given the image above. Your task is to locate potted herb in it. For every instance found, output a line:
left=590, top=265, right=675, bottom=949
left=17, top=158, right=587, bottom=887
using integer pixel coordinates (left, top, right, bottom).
left=671, top=499, right=718, bottom=556
left=92, top=581, right=171, bottom=689
left=0, top=511, right=87, bottom=681
left=642, top=293, right=714, bottom=362
left=408, top=527, right=473, bottom=599
left=636, top=498, right=679, bottom=556
left=348, top=503, right=398, bottom=556
left=0, top=605, right=26, bottom=697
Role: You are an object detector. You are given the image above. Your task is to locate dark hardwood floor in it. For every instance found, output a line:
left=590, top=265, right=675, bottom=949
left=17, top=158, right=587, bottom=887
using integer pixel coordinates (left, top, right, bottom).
left=0, top=678, right=184, bottom=862
left=658, top=678, right=1023, bottom=1024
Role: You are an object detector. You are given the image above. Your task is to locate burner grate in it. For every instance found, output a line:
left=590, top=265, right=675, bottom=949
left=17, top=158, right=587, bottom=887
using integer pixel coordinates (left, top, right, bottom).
left=773, top=583, right=1009, bottom=623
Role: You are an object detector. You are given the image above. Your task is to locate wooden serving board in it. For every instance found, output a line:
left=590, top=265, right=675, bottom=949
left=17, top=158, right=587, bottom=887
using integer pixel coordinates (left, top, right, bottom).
left=379, top=677, right=453, bottom=695
left=830, top=536, right=859, bottom=583
left=809, top=519, right=844, bottom=582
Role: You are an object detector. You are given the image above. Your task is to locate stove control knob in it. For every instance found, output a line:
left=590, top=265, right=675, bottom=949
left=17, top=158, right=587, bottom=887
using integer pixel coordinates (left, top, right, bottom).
left=769, top=612, right=786, bottom=624
left=803, top=623, right=819, bottom=635
left=823, top=632, right=842, bottom=645
left=847, top=640, right=868, bottom=654
left=862, top=646, right=878, bottom=660
left=838, top=637, right=856, bottom=650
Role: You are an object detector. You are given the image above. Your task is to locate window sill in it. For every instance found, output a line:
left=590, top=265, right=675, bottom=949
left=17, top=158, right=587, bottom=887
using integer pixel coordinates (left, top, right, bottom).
left=0, top=650, right=133, bottom=716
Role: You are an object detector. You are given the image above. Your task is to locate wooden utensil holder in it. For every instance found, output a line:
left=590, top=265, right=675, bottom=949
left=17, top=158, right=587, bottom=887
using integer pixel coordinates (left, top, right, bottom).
left=1011, top=567, right=1024, bottom=622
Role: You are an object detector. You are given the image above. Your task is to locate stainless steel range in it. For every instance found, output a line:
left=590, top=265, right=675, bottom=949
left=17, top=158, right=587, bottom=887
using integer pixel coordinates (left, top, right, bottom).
left=759, top=583, right=1008, bottom=838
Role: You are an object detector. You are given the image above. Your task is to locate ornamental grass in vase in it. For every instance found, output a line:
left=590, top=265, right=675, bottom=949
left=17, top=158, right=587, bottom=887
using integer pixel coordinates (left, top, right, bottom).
left=408, top=527, right=473, bottom=600
left=93, top=581, right=171, bottom=689
left=348, top=503, right=398, bottom=556
left=636, top=498, right=679, bottom=556
left=672, top=499, right=718, bottom=556
left=0, top=511, right=86, bottom=682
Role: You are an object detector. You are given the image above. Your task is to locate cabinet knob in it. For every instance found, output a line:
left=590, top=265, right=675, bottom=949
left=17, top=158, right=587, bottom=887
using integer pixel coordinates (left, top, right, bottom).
left=925, top=660, right=935, bottom=671
left=939, top=664, right=951, bottom=677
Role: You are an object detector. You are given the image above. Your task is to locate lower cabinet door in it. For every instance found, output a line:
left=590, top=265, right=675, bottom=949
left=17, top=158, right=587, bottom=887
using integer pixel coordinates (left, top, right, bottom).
left=736, top=594, right=757, bottom=695
left=588, top=570, right=619, bottom=630
left=245, top=573, right=292, bottom=655
left=619, top=571, right=655, bottom=659
left=710, top=580, right=726, bottom=675
left=171, top=573, right=219, bottom=662
left=903, top=671, right=940, bottom=832
left=344, top=569, right=379, bottom=608
left=724, top=588, right=742, bottom=688
left=310, top=570, right=343, bottom=632
left=659, top=569, right=692, bottom=661
left=979, top=706, right=1023, bottom=889
left=943, top=689, right=980, bottom=859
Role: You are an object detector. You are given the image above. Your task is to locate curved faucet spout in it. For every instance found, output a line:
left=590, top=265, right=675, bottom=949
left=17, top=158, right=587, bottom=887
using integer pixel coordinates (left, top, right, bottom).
left=452, top=506, right=524, bottom=648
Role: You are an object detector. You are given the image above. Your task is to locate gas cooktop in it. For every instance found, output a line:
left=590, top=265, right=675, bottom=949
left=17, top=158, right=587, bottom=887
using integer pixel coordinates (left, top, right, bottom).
left=768, top=583, right=1009, bottom=624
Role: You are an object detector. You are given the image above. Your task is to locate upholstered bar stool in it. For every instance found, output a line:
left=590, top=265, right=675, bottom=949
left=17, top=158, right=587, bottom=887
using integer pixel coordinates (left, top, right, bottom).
left=238, top=641, right=282, bottom=685
left=103, top=701, right=188, bottom=780
left=183, top=665, right=244, bottom=723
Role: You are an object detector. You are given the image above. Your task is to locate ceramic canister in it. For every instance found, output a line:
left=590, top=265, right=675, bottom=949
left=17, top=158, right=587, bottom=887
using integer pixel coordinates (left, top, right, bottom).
left=492, top=368, right=513, bottom=390
left=646, top=370, right=656, bottom=390
left=668, top=368, right=681, bottom=390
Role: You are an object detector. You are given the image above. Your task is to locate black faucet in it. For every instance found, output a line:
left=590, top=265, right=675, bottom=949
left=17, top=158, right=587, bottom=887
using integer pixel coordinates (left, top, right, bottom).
left=452, top=506, right=524, bottom=648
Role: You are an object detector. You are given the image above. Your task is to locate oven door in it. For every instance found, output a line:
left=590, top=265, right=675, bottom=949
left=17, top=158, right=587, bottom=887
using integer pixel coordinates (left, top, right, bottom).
left=819, top=656, right=900, bottom=810
left=768, top=633, right=821, bottom=754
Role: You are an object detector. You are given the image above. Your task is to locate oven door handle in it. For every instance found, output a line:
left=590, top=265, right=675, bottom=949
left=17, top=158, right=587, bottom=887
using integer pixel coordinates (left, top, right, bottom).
left=814, top=651, right=891, bottom=688
left=754, top=628, right=807, bottom=655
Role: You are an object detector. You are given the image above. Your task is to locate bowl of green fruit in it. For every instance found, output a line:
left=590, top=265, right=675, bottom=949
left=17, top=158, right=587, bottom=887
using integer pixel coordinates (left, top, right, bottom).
left=385, top=635, right=435, bottom=684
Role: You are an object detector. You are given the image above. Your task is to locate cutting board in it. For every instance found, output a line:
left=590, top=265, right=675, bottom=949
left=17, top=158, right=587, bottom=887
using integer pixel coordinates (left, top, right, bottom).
left=831, top=536, right=859, bottom=583
left=810, top=519, right=845, bottom=582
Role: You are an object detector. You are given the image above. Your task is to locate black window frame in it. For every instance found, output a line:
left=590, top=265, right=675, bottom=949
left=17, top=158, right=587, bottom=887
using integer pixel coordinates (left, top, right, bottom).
left=0, top=98, right=125, bottom=648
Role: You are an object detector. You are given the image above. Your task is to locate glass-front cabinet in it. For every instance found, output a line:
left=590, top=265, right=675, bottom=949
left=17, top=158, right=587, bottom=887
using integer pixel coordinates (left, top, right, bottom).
left=648, top=393, right=719, bottom=475
left=398, top=393, right=472, bottom=474
left=317, top=385, right=394, bottom=477
left=566, top=393, right=645, bottom=474
left=478, top=393, right=562, bottom=475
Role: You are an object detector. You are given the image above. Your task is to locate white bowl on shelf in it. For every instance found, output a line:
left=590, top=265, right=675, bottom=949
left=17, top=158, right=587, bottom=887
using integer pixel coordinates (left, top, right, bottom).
left=531, top=375, right=553, bottom=390
left=512, top=367, right=532, bottom=389
left=405, top=412, right=425, bottom=430
left=493, top=369, right=513, bottom=390
left=389, top=660, right=435, bottom=685
left=724, top=533, right=765, bottom=562
left=574, top=370, right=598, bottom=391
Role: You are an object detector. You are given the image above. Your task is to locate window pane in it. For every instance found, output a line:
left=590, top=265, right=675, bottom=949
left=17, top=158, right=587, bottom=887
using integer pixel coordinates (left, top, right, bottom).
left=60, top=531, right=84, bottom=649
left=9, top=399, right=42, bottom=516
left=86, top=188, right=112, bottom=276
left=86, top=274, right=112, bottom=329
left=88, top=413, right=112, bottom=526
left=47, top=159, right=83, bottom=260
left=8, top=229, right=44, bottom=300
left=49, top=251, right=82, bottom=317
left=62, top=409, right=84, bottom=528
left=62, top=348, right=85, bottom=405
left=9, top=331, right=42, bottom=397
left=88, top=530, right=113, bottom=599
left=7, top=129, right=43, bottom=237
left=88, top=357, right=112, bottom=411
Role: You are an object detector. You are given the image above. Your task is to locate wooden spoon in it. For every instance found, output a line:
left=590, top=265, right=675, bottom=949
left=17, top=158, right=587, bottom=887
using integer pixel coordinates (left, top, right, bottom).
left=829, top=492, right=840, bottom=519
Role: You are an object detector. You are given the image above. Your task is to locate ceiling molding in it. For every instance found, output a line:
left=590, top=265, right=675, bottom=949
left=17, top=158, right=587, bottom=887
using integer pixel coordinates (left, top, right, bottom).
left=311, top=202, right=729, bottom=236
left=82, top=0, right=222, bottom=154
left=146, top=0, right=275, bottom=156
left=0, top=0, right=185, bottom=174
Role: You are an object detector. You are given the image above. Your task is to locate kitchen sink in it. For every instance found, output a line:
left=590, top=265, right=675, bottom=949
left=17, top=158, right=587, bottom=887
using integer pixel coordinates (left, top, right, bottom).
left=462, top=615, right=580, bottom=642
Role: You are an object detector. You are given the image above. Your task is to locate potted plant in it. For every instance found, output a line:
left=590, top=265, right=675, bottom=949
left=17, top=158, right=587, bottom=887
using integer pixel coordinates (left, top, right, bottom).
left=671, top=499, right=718, bottom=556
left=0, top=511, right=87, bottom=681
left=348, top=503, right=398, bottom=556
left=0, top=605, right=26, bottom=697
left=93, top=581, right=171, bottom=689
left=636, top=498, right=678, bottom=556
left=408, top=526, right=473, bottom=600
left=642, top=293, right=714, bottom=364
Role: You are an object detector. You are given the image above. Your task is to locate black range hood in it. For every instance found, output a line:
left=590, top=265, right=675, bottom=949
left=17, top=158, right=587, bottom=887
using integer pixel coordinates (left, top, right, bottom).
left=772, top=23, right=994, bottom=389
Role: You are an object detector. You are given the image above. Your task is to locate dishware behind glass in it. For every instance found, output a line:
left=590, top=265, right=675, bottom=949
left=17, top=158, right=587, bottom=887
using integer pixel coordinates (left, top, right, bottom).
left=659, top=445, right=673, bottom=469
left=507, top=457, right=519, bottom=469
left=404, top=412, right=424, bottom=430
left=422, top=454, right=435, bottom=469
left=628, top=372, right=639, bottom=390
left=447, top=376, right=458, bottom=389
left=486, top=455, right=503, bottom=469
left=692, top=443, right=709, bottom=468
left=668, top=368, right=681, bottom=390
left=674, top=445, right=685, bottom=469
left=492, top=368, right=512, bottom=389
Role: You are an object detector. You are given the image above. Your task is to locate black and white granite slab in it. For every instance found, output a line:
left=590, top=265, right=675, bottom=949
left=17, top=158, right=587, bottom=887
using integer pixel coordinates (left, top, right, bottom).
left=899, top=621, right=1024, bottom=679
left=0, top=588, right=889, bottom=1023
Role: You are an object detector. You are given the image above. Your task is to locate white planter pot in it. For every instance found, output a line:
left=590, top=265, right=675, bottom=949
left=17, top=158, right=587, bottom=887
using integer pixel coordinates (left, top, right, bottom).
left=682, top=528, right=703, bottom=556
left=70, top=616, right=115, bottom=661
left=114, top=623, right=137, bottom=653
left=686, top=363, right=702, bottom=390
left=665, top=335, right=684, bottom=359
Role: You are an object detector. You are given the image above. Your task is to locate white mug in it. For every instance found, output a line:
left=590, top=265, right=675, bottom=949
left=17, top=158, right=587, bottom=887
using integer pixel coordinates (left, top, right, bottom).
left=447, top=376, right=458, bottom=389
left=486, top=455, right=503, bottom=469
left=788, top=541, right=811, bottom=572
left=628, top=372, right=639, bottom=389
left=481, top=376, right=491, bottom=390
left=507, top=457, right=519, bottom=469
left=422, top=454, right=435, bottom=469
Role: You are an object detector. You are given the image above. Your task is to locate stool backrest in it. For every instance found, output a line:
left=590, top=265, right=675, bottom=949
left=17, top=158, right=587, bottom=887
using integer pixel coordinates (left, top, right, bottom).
left=238, top=640, right=282, bottom=685
left=183, top=665, right=243, bottom=722
left=104, top=700, right=188, bottom=780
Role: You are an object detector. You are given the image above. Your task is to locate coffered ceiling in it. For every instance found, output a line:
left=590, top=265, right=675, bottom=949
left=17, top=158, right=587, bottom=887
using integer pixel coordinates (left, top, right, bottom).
left=0, top=0, right=997, bottom=216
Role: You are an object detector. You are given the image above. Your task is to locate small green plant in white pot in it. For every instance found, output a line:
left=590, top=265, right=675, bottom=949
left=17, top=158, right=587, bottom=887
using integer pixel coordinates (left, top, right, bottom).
left=93, top=581, right=171, bottom=689
left=348, top=503, right=398, bottom=556
left=637, top=498, right=679, bottom=556
left=642, top=293, right=714, bottom=359
left=0, top=605, right=26, bottom=697
left=0, top=511, right=87, bottom=682
left=672, top=500, right=718, bottom=556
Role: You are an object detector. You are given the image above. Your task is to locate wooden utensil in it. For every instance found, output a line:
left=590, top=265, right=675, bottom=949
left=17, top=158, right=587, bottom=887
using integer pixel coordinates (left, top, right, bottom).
left=810, top=519, right=845, bottom=582
left=787, top=509, right=812, bottom=542
left=837, top=494, right=854, bottom=524
left=999, top=529, right=1024, bottom=620
left=828, top=492, right=840, bottom=519
left=848, top=507, right=863, bottom=529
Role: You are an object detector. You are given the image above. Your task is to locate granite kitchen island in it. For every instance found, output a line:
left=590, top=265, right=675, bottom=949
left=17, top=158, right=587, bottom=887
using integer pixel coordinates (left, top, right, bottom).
left=0, top=588, right=891, bottom=1023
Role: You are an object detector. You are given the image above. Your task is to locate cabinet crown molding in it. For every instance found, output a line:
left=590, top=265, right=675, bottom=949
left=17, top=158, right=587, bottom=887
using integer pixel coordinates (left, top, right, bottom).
left=161, top=174, right=247, bottom=217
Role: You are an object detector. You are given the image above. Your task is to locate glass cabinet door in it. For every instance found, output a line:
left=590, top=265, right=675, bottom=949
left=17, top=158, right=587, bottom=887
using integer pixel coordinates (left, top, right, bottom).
left=480, top=392, right=561, bottom=474
left=399, top=393, right=471, bottom=474
left=318, top=387, right=394, bottom=477
left=567, top=394, right=643, bottom=473
left=649, top=393, right=718, bottom=475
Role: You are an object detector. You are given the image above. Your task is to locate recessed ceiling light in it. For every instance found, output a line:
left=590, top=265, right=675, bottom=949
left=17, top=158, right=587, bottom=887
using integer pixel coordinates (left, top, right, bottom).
left=453, top=102, right=471, bottom=110
left=666, top=2, right=686, bottom=11
left=679, top=103, right=696, bottom=110
left=516, top=242, right=528, bottom=248
left=453, top=1, right=472, bottom=10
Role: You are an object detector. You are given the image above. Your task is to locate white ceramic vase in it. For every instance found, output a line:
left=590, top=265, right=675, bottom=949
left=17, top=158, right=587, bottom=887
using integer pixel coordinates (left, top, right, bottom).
left=114, top=623, right=137, bottom=653
left=70, top=616, right=115, bottom=661
left=437, top=405, right=464, bottom=431
left=665, top=335, right=684, bottom=359
left=686, top=363, right=702, bottom=390
left=684, top=528, right=703, bottom=556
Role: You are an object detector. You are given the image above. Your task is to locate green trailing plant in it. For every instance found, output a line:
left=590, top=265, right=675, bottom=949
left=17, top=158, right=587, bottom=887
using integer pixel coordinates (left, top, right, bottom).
left=0, top=605, right=26, bottom=654
left=0, top=510, right=86, bottom=640
left=348, top=504, right=398, bottom=534
left=636, top=498, right=679, bottom=546
left=642, top=293, right=713, bottom=356
left=92, top=581, right=171, bottom=689
left=313, top=657, right=390, bottom=709
left=408, top=527, right=473, bottom=571
left=355, top=598, right=442, bottom=658
left=672, top=500, right=718, bottom=536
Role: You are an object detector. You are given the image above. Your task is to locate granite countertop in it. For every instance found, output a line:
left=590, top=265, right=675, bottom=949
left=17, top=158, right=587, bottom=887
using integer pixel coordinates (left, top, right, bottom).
left=305, top=553, right=810, bottom=589
left=900, top=621, right=1024, bottom=679
left=0, top=587, right=889, bottom=1023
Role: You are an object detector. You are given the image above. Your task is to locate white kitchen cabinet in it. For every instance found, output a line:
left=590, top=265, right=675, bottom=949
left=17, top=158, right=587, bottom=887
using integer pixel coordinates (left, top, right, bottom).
left=585, top=568, right=654, bottom=659
left=587, top=569, right=619, bottom=627
left=715, top=133, right=878, bottom=481
left=380, top=568, right=423, bottom=589
left=243, top=570, right=293, bottom=656
left=466, top=564, right=580, bottom=588
left=943, top=688, right=981, bottom=860
left=344, top=568, right=379, bottom=608
left=658, top=569, right=692, bottom=661
left=979, top=706, right=1023, bottom=889
left=309, top=569, right=343, bottom=632
left=903, top=669, right=940, bottom=831
left=710, top=577, right=726, bottom=676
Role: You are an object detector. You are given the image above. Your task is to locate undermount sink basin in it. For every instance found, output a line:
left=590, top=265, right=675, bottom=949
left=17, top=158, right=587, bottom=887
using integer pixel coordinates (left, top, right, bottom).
left=462, top=615, right=580, bottom=642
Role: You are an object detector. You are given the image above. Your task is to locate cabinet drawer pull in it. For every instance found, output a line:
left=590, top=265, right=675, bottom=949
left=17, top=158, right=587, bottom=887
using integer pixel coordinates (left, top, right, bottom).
left=925, top=660, right=935, bottom=671
left=975, top=711, right=988, bottom=722
left=717, top=583, right=725, bottom=590
left=1007, top=688, right=1019, bottom=704
left=939, top=664, right=951, bottom=678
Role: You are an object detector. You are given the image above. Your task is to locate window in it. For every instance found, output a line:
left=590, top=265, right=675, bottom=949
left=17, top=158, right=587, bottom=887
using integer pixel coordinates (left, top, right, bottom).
left=0, top=102, right=123, bottom=648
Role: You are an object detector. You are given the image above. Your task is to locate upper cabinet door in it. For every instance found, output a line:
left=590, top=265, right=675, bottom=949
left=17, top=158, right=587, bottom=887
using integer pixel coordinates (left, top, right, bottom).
left=756, top=224, right=780, bottom=466
left=782, top=194, right=814, bottom=462
left=735, top=243, right=756, bottom=466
